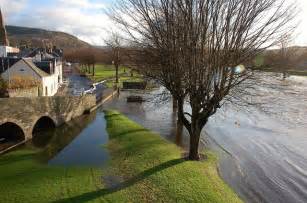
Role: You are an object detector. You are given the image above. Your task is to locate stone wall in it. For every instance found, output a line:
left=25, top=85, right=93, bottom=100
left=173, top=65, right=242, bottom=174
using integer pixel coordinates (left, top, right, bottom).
left=0, top=95, right=96, bottom=140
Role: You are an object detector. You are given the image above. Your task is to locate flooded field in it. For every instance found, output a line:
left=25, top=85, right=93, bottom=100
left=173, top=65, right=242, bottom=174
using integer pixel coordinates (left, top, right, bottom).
left=104, top=73, right=307, bottom=203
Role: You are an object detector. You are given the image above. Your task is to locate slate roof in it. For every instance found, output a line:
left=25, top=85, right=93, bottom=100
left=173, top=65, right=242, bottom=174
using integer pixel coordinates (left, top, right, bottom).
left=0, top=57, right=20, bottom=74
left=22, top=58, right=49, bottom=78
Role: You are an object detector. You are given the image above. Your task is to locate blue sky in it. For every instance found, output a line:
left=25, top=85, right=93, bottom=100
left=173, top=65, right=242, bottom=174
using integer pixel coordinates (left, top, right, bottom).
left=0, top=0, right=307, bottom=46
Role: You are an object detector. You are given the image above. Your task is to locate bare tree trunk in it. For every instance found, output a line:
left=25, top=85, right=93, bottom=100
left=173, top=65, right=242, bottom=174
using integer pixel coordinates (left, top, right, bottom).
left=173, top=96, right=178, bottom=112
left=283, top=71, right=287, bottom=80
left=92, top=64, right=95, bottom=76
left=177, top=97, right=184, bottom=124
left=115, top=64, right=119, bottom=83
left=175, top=120, right=183, bottom=147
left=189, top=122, right=201, bottom=160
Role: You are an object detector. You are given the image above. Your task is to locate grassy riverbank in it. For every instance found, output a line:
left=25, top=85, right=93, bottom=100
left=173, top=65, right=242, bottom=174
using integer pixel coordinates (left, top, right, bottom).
left=86, top=64, right=144, bottom=87
left=0, top=111, right=241, bottom=203
left=103, top=110, right=242, bottom=202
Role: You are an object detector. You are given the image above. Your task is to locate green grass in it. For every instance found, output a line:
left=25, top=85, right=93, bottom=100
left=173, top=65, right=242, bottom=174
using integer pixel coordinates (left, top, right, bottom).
left=0, top=111, right=242, bottom=203
left=102, top=110, right=242, bottom=202
left=89, top=64, right=127, bottom=82
left=0, top=148, right=104, bottom=203
left=82, top=64, right=145, bottom=88
left=254, top=54, right=265, bottom=67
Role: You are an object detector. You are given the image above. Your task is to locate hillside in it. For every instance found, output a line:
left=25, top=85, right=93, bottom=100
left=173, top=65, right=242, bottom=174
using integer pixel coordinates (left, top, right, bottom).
left=6, top=25, right=91, bottom=50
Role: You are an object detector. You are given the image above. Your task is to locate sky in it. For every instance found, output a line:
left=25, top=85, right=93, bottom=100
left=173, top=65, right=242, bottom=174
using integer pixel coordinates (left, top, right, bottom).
left=0, top=0, right=307, bottom=46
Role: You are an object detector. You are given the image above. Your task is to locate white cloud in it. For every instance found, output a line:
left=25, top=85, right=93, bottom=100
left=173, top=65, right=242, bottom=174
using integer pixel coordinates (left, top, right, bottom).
left=57, top=0, right=106, bottom=9
left=0, top=0, right=28, bottom=17
left=1, top=0, right=112, bottom=45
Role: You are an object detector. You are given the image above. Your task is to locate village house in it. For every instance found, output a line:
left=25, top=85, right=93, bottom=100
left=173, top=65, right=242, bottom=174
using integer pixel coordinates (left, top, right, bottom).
left=0, top=8, right=63, bottom=97
left=1, top=57, right=62, bottom=97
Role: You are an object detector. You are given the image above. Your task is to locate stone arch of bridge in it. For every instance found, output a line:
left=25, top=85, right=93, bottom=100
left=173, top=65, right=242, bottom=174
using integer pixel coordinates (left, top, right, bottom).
left=32, top=115, right=57, bottom=136
left=0, top=121, right=26, bottom=143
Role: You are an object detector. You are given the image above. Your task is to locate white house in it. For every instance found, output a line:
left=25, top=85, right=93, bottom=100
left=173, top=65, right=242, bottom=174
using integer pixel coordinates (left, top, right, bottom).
left=1, top=58, right=62, bottom=97
left=0, top=46, right=20, bottom=57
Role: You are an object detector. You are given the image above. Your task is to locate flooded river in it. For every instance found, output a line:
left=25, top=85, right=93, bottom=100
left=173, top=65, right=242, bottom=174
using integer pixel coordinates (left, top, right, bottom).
left=207, top=73, right=307, bottom=203
left=22, top=72, right=307, bottom=202
left=104, top=73, right=307, bottom=203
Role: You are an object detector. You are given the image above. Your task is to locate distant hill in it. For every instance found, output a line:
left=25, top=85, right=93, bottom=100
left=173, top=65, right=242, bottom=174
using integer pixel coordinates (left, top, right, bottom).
left=6, top=25, right=91, bottom=50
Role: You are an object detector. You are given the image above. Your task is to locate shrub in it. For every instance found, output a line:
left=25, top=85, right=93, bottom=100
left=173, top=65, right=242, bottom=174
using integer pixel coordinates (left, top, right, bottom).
left=0, top=77, right=8, bottom=97
left=7, top=76, right=41, bottom=90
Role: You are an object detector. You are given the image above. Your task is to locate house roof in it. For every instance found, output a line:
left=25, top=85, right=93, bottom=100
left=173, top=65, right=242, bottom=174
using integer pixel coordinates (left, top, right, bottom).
left=0, top=57, right=20, bottom=74
left=22, top=58, right=49, bottom=78
left=42, top=53, right=54, bottom=60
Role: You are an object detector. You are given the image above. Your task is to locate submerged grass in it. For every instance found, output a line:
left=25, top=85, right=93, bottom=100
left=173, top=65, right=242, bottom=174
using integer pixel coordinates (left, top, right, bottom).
left=0, top=110, right=241, bottom=203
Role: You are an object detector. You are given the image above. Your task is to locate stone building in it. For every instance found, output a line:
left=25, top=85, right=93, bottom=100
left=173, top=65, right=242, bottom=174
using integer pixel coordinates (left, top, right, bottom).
left=1, top=55, right=63, bottom=97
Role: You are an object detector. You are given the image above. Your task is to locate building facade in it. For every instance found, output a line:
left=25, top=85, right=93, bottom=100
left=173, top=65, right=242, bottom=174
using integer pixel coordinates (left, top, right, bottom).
left=1, top=57, right=63, bottom=97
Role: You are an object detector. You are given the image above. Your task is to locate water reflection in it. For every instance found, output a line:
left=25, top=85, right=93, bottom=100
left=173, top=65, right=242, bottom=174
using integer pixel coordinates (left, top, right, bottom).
left=32, top=130, right=55, bottom=148
left=32, top=111, right=110, bottom=167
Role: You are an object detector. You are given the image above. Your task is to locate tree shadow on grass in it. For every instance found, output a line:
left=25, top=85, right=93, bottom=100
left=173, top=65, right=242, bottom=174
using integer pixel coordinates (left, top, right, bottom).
left=52, top=158, right=185, bottom=203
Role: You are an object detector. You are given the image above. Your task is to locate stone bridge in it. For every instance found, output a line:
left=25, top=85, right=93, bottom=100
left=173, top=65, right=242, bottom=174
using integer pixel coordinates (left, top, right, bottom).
left=0, top=95, right=96, bottom=141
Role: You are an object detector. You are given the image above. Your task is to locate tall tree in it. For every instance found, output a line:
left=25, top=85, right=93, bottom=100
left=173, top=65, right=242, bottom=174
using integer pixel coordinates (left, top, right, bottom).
left=106, top=33, right=122, bottom=89
left=111, top=0, right=296, bottom=160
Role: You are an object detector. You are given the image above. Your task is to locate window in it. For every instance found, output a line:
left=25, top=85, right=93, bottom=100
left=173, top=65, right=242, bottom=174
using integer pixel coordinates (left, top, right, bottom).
left=45, top=87, right=48, bottom=96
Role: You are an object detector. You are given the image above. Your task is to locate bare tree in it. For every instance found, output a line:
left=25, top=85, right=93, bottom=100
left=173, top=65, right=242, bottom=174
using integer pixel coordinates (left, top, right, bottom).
left=65, top=48, right=97, bottom=75
left=111, top=0, right=296, bottom=160
left=105, top=33, right=123, bottom=89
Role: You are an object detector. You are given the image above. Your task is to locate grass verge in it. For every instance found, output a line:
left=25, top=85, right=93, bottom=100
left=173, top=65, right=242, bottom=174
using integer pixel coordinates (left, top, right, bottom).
left=102, top=110, right=242, bottom=202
